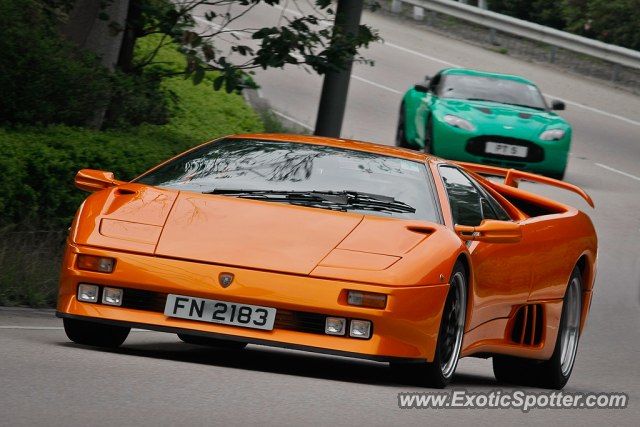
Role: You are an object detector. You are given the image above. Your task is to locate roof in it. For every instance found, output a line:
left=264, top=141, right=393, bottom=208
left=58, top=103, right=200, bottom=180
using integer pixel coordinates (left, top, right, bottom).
left=438, top=68, right=536, bottom=86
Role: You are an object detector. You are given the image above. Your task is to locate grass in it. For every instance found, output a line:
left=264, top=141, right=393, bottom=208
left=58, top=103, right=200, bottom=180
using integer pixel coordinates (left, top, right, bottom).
left=0, top=225, right=66, bottom=307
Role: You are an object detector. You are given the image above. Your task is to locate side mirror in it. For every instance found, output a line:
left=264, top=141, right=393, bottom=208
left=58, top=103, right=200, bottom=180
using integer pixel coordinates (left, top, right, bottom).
left=551, top=100, right=565, bottom=111
left=75, top=169, right=125, bottom=193
left=414, top=84, right=429, bottom=93
left=455, top=220, right=522, bottom=244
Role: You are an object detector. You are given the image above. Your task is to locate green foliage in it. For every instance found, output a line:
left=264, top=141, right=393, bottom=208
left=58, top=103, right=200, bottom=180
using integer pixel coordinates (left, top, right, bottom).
left=563, top=0, right=640, bottom=51
left=487, top=0, right=567, bottom=30
left=0, top=0, right=112, bottom=127
left=122, top=0, right=380, bottom=93
left=488, top=0, right=640, bottom=51
left=0, top=36, right=264, bottom=227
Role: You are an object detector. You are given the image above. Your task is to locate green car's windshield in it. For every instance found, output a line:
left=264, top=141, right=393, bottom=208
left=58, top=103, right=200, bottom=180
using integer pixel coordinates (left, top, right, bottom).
left=439, top=74, right=548, bottom=110
left=134, top=138, right=440, bottom=222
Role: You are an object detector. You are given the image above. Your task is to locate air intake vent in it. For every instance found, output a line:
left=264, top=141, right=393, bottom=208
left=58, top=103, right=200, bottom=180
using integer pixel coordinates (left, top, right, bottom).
left=511, top=304, right=543, bottom=346
left=518, top=113, right=532, bottom=119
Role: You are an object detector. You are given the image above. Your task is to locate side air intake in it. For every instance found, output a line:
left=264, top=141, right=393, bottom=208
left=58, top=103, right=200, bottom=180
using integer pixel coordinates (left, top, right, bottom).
left=511, top=304, right=543, bottom=346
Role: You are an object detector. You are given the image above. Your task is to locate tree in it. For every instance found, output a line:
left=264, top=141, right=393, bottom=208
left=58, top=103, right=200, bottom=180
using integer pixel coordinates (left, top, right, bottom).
left=563, top=0, right=640, bottom=51
left=91, top=0, right=380, bottom=92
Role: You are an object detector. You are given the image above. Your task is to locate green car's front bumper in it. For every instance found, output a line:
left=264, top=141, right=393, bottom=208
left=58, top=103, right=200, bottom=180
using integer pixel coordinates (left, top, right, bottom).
left=428, top=120, right=570, bottom=176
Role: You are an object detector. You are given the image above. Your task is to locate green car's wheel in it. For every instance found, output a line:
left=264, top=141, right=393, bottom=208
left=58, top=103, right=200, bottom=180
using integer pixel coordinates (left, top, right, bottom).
left=546, top=170, right=566, bottom=181
left=396, top=102, right=411, bottom=149
left=178, top=333, right=247, bottom=349
left=493, top=266, right=582, bottom=389
left=63, top=318, right=130, bottom=348
left=391, top=261, right=467, bottom=388
left=424, top=115, right=434, bottom=154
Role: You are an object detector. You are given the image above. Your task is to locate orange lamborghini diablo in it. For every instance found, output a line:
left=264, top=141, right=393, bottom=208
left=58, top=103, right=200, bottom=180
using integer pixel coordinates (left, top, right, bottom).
left=57, top=134, right=597, bottom=389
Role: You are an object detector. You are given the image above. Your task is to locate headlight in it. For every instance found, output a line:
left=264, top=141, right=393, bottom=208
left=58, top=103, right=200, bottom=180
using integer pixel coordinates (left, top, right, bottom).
left=443, top=115, right=476, bottom=131
left=540, top=129, right=565, bottom=141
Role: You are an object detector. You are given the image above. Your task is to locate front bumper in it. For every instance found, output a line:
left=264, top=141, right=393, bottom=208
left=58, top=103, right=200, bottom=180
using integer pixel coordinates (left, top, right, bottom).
left=58, top=242, right=450, bottom=362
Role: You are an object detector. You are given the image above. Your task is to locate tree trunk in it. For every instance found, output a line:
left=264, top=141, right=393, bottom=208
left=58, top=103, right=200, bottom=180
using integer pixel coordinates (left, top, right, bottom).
left=63, top=0, right=102, bottom=47
left=117, top=0, right=143, bottom=72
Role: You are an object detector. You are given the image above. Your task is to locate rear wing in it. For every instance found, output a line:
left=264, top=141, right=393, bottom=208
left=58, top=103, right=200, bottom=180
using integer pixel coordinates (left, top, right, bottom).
left=454, top=162, right=594, bottom=208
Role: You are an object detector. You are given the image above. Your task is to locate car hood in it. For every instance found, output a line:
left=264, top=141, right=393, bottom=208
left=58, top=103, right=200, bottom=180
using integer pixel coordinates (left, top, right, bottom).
left=436, top=99, right=568, bottom=138
left=73, top=186, right=460, bottom=284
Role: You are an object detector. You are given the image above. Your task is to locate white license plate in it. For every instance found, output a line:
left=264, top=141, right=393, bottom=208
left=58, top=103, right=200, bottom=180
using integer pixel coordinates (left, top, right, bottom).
left=485, top=142, right=528, bottom=158
left=164, top=294, right=276, bottom=331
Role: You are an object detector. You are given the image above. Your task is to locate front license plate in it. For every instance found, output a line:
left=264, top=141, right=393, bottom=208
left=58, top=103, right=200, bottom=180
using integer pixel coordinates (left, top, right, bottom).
left=164, top=294, right=276, bottom=331
left=485, top=142, right=528, bottom=158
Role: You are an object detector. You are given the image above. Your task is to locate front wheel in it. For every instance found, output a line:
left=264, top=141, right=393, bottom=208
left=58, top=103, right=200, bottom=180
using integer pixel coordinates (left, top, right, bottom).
left=63, top=318, right=130, bottom=348
left=493, top=266, right=583, bottom=389
left=391, top=261, right=467, bottom=388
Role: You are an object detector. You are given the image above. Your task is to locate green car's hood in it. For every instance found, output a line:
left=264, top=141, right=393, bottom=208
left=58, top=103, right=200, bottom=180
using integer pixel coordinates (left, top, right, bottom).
left=435, top=99, right=568, bottom=138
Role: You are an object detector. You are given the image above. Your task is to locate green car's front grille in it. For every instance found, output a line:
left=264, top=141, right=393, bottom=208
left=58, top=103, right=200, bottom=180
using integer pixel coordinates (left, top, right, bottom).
left=465, top=136, right=545, bottom=163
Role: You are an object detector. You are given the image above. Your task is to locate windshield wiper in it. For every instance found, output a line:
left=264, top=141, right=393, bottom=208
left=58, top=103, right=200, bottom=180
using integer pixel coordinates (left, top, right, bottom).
left=465, top=98, right=545, bottom=110
left=203, top=189, right=416, bottom=214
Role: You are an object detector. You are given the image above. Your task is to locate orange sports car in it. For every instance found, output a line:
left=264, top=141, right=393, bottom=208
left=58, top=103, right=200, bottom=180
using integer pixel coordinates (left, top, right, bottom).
left=57, top=134, right=597, bottom=389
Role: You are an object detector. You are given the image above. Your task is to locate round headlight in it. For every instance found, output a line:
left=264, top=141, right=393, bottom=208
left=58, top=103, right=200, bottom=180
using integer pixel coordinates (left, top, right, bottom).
left=540, top=129, right=565, bottom=141
left=443, top=115, right=476, bottom=131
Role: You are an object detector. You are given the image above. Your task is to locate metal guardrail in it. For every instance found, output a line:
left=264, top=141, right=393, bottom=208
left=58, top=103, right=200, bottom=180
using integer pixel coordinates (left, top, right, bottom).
left=387, top=0, right=640, bottom=81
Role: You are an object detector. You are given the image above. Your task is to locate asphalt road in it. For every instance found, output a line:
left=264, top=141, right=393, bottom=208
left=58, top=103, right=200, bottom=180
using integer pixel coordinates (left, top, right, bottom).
left=1, top=4, right=639, bottom=427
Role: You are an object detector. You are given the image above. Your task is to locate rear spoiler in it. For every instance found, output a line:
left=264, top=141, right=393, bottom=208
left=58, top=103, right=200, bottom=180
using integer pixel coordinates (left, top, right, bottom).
left=454, top=162, right=594, bottom=208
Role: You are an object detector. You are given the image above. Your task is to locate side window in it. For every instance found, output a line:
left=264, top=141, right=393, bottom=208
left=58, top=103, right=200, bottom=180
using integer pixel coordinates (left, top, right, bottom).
left=440, top=167, right=484, bottom=226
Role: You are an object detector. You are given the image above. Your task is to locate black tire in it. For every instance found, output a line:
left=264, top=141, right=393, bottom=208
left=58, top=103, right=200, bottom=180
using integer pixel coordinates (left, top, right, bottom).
left=63, top=318, right=130, bottom=348
left=493, top=266, right=583, bottom=389
left=395, top=102, right=411, bottom=149
left=546, top=170, right=566, bottom=181
left=424, top=115, right=434, bottom=154
left=391, top=261, right=467, bottom=388
left=178, top=333, right=247, bottom=349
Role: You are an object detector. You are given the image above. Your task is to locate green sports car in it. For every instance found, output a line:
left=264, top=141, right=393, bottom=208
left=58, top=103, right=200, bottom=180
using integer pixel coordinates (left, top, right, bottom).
left=396, top=69, right=571, bottom=180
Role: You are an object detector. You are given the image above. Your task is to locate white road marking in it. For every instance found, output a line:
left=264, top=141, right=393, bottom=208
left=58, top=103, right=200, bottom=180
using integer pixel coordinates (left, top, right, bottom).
left=0, top=326, right=153, bottom=332
left=383, top=42, right=461, bottom=68
left=273, top=110, right=315, bottom=130
left=351, top=75, right=402, bottom=94
left=595, top=163, right=640, bottom=182
left=0, top=326, right=63, bottom=330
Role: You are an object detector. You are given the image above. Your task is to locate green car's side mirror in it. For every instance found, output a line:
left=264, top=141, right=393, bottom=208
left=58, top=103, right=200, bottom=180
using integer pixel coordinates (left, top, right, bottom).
left=414, top=84, right=429, bottom=93
left=552, top=100, right=565, bottom=110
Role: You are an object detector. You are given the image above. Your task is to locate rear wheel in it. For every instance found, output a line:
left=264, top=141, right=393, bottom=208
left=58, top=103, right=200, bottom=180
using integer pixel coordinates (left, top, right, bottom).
left=395, top=102, right=411, bottom=148
left=391, top=261, right=467, bottom=388
left=493, top=266, right=582, bottom=389
left=63, top=318, right=130, bottom=348
left=178, top=333, right=247, bottom=349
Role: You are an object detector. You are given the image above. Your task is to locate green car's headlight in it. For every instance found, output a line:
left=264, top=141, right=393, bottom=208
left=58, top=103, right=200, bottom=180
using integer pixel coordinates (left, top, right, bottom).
left=540, top=129, right=565, bottom=141
left=443, top=115, right=476, bottom=131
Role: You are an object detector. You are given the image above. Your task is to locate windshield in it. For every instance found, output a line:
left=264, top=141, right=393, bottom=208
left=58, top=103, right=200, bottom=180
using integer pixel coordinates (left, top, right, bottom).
left=134, top=138, right=440, bottom=222
left=439, top=74, right=548, bottom=110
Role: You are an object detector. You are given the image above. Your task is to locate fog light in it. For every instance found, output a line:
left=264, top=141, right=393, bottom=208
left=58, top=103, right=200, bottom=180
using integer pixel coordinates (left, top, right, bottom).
left=77, top=284, right=99, bottom=303
left=102, top=287, right=123, bottom=306
left=325, top=317, right=346, bottom=336
left=347, top=291, right=387, bottom=309
left=350, top=319, right=372, bottom=339
left=77, top=255, right=115, bottom=273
